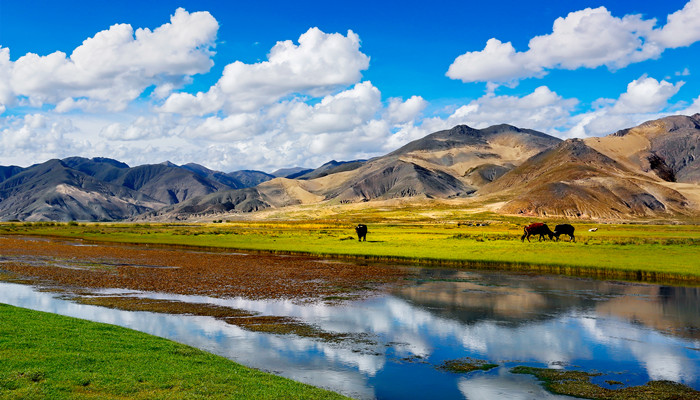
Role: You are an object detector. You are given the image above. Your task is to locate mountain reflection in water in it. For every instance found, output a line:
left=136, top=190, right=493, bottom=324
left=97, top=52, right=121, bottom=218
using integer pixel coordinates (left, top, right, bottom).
left=397, top=270, right=700, bottom=341
left=1, top=267, right=699, bottom=400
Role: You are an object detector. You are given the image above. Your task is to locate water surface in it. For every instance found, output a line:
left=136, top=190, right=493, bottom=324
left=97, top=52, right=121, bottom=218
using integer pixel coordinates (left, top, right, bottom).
left=1, top=267, right=699, bottom=399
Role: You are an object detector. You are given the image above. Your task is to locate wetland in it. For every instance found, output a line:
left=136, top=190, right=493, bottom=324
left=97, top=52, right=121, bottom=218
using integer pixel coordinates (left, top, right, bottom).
left=1, top=235, right=699, bottom=399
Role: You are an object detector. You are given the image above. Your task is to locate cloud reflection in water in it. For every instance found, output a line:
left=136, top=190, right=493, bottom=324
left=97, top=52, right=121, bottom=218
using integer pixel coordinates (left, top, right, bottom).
left=1, top=268, right=699, bottom=399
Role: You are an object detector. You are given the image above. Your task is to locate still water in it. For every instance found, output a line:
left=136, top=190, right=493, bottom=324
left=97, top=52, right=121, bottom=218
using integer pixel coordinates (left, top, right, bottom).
left=1, top=268, right=699, bottom=399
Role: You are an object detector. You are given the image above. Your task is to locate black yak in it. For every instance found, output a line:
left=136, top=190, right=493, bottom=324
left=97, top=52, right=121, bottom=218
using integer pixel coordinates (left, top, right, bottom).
left=554, top=224, right=575, bottom=242
left=355, top=224, right=368, bottom=242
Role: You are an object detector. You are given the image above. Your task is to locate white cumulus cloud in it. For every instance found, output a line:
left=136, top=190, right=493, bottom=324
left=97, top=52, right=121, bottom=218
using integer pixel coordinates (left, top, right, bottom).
left=681, top=96, right=700, bottom=115
left=99, top=115, right=180, bottom=141
left=88, top=81, right=418, bottom=171
left=0, top=114, right=86, bottom=162
left=285, top=81, right=382, bottom=134
left=0, top=48, right=13, bottom=112
left=385, top=96, right=428, bottom=124
left=447, top=1, right=700, bottom=84
left=650, top=0, right=700, bottom=48
left=568, top=75, right=684, bottom=137
left=4, top=8, right=218, bottom=111
left=446, top=38, right=540, bottom=83
left=181, top=113, right=266, bottom=141
left=525, top=7, right=658, bottom=70
left=175, top=82, right=391, bottom=168
left=429, top=86, right=578, bottom=132
left=675, top=68, right=691, bottom=76
left=160, top=27, right=370, bottom=116
left=612, top=75, right=684, bottom=114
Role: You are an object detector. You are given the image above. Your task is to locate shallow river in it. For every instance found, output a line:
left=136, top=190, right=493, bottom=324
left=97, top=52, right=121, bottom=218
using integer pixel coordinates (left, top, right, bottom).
left=1, top=264, right=699, bottom=399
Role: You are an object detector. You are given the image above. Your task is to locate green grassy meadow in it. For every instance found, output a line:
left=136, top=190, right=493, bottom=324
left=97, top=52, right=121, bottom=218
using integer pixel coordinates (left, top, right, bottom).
left=1, top=215, right=698, bottom=283
left=0, top=304, right=349, bottom=400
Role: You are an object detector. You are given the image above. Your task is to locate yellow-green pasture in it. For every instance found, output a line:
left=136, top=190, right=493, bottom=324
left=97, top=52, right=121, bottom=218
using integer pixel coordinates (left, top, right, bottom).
left=1, top=216, right=698, bottom=284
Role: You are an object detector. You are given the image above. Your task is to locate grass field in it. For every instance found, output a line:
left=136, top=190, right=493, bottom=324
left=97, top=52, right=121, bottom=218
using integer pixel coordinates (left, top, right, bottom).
left=1, top=214, right=698, bottom=284
left=0, top=303, right=349, bottom=400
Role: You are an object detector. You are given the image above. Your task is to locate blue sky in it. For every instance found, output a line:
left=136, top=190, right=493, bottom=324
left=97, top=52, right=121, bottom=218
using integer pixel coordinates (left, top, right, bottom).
left=0, top=0, right=699, bottom=172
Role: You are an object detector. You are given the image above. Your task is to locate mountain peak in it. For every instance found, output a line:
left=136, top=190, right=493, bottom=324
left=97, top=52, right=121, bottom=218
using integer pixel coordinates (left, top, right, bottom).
left=660, top=114, right=700, bottom=131
left=91, top=157, right=129, bottom=168
left=446, top=125, right=478, bottom=136
left=272, top=167, right=312, bottom=178
left=601, top=113, right=700, bottom=184
left=480, top=123, right=520, bottom=134
left=182, top=163, right=213, bottom=175
left=615, top=114, right=700, bottom=137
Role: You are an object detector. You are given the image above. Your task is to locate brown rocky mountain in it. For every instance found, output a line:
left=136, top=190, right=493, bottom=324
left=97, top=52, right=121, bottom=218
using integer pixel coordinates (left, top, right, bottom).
left=142, top=188, right=270, bottom=221
left=0, top=159, right=163, bottom=221
left=479, top=114, right=700, bottom=219
left=140, top=124, right=562, bottom=221
left=480, top=139, right=692, bottom=219
left=0, top=158, right=271, bottom=221
left=303, top=124, right=562, bottom=203
left=295, top=160, right=365, bottom=180
left=586, top=114, right=700, bottom=183
left=141, top=117, right=700, bottom=221
left=381, top=124, right=562, bottom=189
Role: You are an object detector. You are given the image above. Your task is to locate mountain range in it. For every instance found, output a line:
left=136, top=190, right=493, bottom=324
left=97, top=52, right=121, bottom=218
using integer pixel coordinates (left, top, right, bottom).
left=1, top=114, right=699, bottom=222
left=0, top=158, right=275, bottom=221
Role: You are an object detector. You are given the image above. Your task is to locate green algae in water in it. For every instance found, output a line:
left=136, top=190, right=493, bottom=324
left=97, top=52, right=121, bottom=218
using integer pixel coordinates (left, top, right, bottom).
left=511, top=366, right=700, bottom=400
left=439, top=358, right=498, bottom=374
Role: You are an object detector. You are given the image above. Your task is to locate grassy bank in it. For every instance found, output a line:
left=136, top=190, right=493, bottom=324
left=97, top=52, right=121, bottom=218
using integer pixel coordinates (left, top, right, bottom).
left=1, top=218, right=699, bottom=284
left=0, top=303, right=348, bottom=400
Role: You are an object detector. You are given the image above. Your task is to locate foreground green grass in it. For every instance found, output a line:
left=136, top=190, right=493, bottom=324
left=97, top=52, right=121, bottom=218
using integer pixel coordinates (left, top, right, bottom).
left=0, top=304, right=348, bottom=400
left=1, top=217, right=699, bottom=283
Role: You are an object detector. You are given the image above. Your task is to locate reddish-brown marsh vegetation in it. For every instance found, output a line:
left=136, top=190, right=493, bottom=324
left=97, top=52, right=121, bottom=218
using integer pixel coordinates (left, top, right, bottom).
left=0, top=236, right=407, bottom=301
left=0, top=236, right=409, bottom=341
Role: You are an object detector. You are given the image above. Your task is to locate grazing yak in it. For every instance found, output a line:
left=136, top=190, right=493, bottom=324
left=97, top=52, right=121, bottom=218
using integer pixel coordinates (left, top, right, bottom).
left=553, top=224, right=575, bottom=242
left=355, top=224, right=368, bottom=242
left=521, top=223, right=555, bottom=242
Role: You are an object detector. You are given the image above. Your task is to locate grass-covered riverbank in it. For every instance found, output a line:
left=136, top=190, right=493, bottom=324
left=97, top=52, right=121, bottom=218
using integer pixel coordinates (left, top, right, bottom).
left=1, top=217, right=698, bottom=284
left=0, top=304, right=349, bottom=400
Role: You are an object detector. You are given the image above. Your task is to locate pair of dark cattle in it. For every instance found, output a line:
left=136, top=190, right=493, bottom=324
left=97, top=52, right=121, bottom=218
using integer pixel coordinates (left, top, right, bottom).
left=521, top=223, right=575, bottom=242
left=355, top=224, right=368, bottom=241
